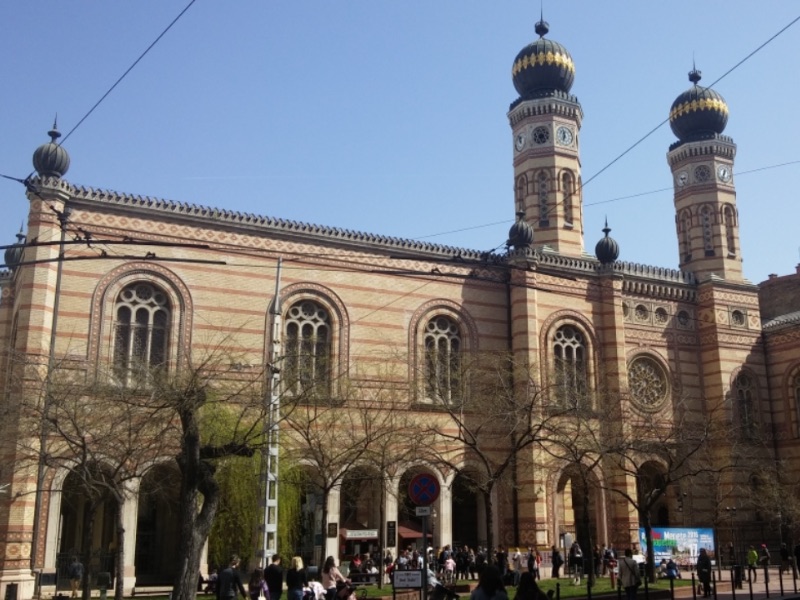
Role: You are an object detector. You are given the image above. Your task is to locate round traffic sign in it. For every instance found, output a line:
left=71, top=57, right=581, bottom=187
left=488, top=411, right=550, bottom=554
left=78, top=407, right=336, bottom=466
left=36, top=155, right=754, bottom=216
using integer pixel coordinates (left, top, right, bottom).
left=408, top=473, right=440, bottom=506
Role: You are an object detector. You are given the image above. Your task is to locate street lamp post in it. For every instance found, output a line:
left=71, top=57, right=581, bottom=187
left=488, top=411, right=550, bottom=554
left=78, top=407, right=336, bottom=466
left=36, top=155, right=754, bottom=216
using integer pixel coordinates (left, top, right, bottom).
left=725, top=507, right=738, bottom=566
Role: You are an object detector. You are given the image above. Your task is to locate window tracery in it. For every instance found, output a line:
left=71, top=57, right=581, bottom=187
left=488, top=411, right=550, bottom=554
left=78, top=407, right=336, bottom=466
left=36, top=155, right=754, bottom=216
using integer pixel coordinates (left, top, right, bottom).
left=538, top=171, right=550, bottom=226
left=701, top=205, right=715, bottom=256
left=424, top=315, right=461, bottom=403
left=284, top=300, right=331, bottom=397
left=553, top=325, right=587, bottom=406
left=733, top=372, right=756, bottom=437
left=723, top=205, right=736, bottom=256
left=628, top=356, right=669, bottom=409
left=562, top=172, right=574, bottom=225
left=113, top=282, right=171, bottom=385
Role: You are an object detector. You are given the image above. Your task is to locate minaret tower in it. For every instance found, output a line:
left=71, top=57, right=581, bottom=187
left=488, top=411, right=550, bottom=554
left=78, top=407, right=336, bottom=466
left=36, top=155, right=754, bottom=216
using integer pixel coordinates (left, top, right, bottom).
left=508, top=17, right=584, bottom=255
left=667, top=68, right=742, bottom=281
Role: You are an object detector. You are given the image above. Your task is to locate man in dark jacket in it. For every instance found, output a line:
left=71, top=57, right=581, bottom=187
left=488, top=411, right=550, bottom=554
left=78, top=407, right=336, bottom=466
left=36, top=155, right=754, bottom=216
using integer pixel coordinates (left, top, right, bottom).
left=265, top=554, right=284, bottom=600
left=217, top=555, right=247, bottom=600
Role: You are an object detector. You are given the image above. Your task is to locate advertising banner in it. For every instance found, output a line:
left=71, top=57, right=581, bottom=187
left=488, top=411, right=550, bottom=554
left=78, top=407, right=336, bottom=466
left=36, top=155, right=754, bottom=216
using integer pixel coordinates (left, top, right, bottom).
left=639, top=527, right=715, bottom=565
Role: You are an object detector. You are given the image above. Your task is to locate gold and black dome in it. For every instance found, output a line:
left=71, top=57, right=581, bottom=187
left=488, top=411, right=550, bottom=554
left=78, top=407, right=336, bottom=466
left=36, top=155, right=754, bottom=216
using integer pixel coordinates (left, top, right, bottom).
left=669, top=68, right=728, bottom=142
left=512, top=19, right=575, bottom=99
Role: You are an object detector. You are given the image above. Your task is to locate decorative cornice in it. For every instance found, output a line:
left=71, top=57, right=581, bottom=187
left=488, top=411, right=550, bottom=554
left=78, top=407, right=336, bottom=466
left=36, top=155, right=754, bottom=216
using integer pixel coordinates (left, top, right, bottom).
left=508, top=94, right=583, bottom=126
left=762, top=310, right=800, bottom=331
left=68, top=182, right=501, bottom=263
left=667, top=134, right=736, bottom=159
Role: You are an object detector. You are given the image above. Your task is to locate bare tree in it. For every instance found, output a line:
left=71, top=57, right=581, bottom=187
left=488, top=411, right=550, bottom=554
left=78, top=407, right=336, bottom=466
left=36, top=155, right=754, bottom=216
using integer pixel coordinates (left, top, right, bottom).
left=281, top=375, right=419, bottom=562
left=423, top=352, right=563, bottom=552
left=602, top=396, right=733, bottom=582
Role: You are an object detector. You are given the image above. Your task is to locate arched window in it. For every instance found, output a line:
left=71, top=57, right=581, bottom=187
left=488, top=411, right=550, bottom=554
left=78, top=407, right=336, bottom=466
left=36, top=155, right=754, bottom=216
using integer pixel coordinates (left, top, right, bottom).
left=515, top=174, right=527, bottom=214
left=553, top=325, right=587, bottom=406
left=424, top=316, right=461, bottom=403
left=113, top=282, right=171, bottom=385
left=793, top=372, right=800, bottom=438
left=700, top=205, right=715, bottom=256
left=538, top=171, right=550, bottom=227
left=723, top=205, right=736, bottom=256
left=733, top=372, right=756, bottom=438
left=284, top=300, right=331, bottom=397
left=679, top=209, right=692, bottom=262
left=562, top=172, right=574, bottom=225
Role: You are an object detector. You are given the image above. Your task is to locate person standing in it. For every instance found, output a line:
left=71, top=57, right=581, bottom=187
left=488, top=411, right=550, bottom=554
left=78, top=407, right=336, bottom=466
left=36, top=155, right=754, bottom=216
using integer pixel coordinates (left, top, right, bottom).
left=321, top=556, right=346, bottom=600
left=568, top=542, right=583, bottom=585
left=511, top=548, right=522, bottom=587
left=550, top=546, right=563, bottom=579
left=248, top=570, right=269, bottom=600
left=68, top=556, right=84, bottom=598
left=217, top=555, right=248, bottom=600
left=697, top=548, right=712, bottom=598
left=780, top=543, right=791, bottom=575
left=265, top=555, right=284, bottom=600
left=469, top=565, right=508, bottom=600
left=617, top=549, right=640, bottom=600
left=746, top=546, right=759, bottom=582
left=286, top=556, right=307, bottom=600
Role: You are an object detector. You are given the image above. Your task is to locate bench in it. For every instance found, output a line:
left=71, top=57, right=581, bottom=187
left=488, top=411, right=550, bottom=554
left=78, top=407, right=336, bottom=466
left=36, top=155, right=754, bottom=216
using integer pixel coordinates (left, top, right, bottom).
left=349, top=573, right=379, bottom=586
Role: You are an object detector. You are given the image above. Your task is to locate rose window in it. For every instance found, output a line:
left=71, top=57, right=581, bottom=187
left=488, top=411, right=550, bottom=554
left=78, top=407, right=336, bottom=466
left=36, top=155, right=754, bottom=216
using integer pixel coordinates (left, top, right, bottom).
left=628, top=356, right=668, bottom=409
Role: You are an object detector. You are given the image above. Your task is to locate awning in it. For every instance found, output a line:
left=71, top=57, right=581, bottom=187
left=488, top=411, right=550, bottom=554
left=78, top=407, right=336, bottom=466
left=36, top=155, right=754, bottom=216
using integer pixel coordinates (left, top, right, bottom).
left=397, top=521, right=432, bottom=540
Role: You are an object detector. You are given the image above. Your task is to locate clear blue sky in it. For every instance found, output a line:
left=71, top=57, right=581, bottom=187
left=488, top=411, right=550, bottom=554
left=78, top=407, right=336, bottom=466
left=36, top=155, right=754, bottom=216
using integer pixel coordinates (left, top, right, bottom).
left=2, top=2, right=798, bottom=284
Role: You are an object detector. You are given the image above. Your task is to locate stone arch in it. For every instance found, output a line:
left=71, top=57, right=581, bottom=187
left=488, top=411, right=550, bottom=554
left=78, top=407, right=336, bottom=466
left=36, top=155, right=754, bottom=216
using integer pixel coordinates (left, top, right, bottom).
left=89, top=262, right=193, bottom=371
left=539, top=311, right=598, bottom=405
left=552, top=463, right=604, bottom=555
left=408, top=300, right=478, bottom=404
left=135, top=461, right=181, bottom=585
left=276, top=282, right=351, bottom=394
left=783, top=363, right=800, bottom=438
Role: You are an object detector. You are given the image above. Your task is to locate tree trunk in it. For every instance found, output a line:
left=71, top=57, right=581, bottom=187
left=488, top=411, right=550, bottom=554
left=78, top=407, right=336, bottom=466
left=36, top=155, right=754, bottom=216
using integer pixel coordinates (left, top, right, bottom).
left=173, top=403, right=222, bottom=600
left=483, top=488, right=494, bottom=552
left=581, top=486, right=594, bottom=588
left=81, top=501, right=99, bottom=600
left=114, top=499, right=125, bottom=600
left=320, top=488, right=330, bottom=561
left=642, top=510, right=654, bottom=583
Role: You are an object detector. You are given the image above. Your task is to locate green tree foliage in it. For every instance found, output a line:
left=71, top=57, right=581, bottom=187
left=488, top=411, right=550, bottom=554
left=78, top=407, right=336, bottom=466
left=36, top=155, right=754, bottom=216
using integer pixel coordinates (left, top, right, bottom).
left=208, top=454, right=261, bottom=569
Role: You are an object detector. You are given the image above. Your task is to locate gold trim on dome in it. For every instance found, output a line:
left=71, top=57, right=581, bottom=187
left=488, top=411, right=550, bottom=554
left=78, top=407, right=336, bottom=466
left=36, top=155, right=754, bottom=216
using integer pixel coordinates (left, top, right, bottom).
left=512, top=50, right=575, bottom=77
left=669, top=97, right=729, bottom=122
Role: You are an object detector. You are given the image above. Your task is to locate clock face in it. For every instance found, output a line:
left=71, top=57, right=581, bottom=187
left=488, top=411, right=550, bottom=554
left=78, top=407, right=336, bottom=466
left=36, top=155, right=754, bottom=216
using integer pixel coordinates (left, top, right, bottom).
left=515, top=133, right=526, bottom=152
left=556, top=126, right=574, bottom=146
left=717, top=165, right=732, bottom=183
left=676, top=171, right=689, bottom=187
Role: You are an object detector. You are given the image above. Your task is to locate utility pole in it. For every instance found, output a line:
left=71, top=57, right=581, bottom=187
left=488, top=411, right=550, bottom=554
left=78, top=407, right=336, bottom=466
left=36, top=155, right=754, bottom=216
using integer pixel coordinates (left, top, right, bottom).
left=260, top=258, right=282, bottom=566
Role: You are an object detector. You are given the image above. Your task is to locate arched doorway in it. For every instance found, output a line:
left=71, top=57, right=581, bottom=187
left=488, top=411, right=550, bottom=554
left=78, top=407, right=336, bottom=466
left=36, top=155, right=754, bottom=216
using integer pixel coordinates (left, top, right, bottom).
left=339, top=466, right=382, bottom=561
left=135, top=463, right=180, bottom=585
left=638, top=462, right=670, bottom=527
left=57, top=468, right=118, bottom=590
left=555, top=467, right=600, bottom=553
left=451, top=472, right=485, bottom=549
left=397, top=469, right=438, bottom=551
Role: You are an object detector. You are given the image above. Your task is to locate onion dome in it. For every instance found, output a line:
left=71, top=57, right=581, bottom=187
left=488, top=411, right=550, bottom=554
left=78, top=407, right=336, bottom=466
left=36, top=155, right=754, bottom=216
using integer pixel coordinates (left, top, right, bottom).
left=33, top=121, right=70, bottom=178
left=595, top=220, right=619, bottom=265
left=669, top=68, right=728, bottom=142
left=508, top=211, right=534, bottom=250
left=512, top=19, right=575, bottom=99
left=4, top=229, right=26, bottom=270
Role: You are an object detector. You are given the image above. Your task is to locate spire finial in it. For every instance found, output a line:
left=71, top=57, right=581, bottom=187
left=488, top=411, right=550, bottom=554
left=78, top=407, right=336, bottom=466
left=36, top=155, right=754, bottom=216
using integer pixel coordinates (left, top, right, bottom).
left=603, top=217, right=611, bottom=237
left=535, top=4, right=549, bottom=38
left=689, top=56, right=701, bottom=85
left=48, top=114, right=62, bottom=143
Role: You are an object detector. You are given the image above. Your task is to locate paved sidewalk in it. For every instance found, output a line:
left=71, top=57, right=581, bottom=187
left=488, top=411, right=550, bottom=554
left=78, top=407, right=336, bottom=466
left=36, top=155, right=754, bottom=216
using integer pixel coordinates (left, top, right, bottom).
left=665, top=568, right=800, bottom=600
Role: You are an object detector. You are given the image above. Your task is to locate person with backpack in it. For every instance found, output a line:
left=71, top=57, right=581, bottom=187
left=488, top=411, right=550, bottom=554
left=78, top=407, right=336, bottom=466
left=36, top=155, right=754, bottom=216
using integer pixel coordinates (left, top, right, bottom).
left=617, top=549, right=641, bottom=600
left=550, top=546, right=563, bottom=579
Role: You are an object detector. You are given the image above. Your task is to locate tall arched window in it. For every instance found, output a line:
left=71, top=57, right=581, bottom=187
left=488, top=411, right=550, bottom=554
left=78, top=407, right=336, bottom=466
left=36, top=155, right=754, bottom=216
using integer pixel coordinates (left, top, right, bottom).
left=516, top=174, right=527, bottom=215
left=793, top=373, right=800, bottom=438
left=424, top=316, right=461, bottom=403
left=733, top=372, right=756, bottom=438
left=700, top=205, right=715, bottom=256
left=284, top=300, right=331, bottom=397
left=562, top=172, right=574, bottom=225
left=553, top=325, right=587, bottom=406
left=538, top=171, right=550, bottom=227
left=113, top=282, right=171, bottom=385
left=723, top=205, right=736, bottom=256
left=679, top=209, right=692, bottom=262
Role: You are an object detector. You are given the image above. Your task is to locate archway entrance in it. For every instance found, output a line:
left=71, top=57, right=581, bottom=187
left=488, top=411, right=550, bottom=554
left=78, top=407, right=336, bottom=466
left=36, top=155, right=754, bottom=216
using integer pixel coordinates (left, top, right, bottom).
left=451, top=473, right=484, bottom=549
left=339, top=466, right=381, bottom=561
left=57, top=469, right=118, bottom=590
left=135, top=463, right=180, bottom=585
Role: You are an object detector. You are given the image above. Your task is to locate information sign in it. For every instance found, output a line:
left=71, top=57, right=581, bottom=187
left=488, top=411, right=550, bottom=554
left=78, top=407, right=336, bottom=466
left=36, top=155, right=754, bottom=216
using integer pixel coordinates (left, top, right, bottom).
left=393, top=570, right=423, bottom=589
